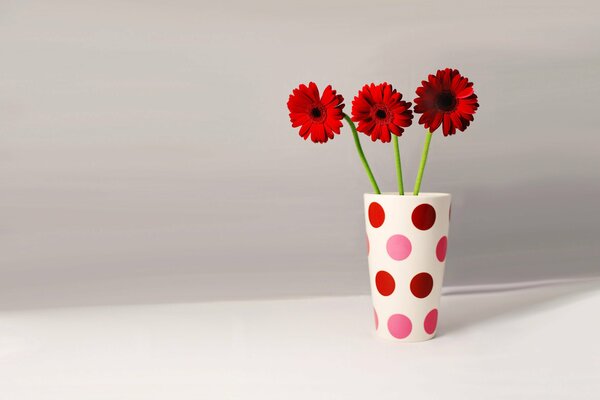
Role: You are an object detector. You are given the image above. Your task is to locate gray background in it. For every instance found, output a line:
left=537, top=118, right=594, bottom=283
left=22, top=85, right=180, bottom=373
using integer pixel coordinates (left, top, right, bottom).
left=1, top=0, right=599, bottom=309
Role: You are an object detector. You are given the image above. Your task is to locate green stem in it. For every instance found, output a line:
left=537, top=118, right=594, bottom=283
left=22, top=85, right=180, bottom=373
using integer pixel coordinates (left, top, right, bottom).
left=343, top=114, right=380, bottom=194
left=392, top=135, right=404, bottom=195
left=413, top=129, right=433, bottom=196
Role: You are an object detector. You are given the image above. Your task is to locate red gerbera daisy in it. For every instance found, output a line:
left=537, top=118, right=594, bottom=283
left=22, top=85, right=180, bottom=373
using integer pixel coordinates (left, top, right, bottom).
left=414, top=68, right=479, bottom=136
left=287, top=82, right=345, bottom=144
left=351, top=83, right=413, bottom=143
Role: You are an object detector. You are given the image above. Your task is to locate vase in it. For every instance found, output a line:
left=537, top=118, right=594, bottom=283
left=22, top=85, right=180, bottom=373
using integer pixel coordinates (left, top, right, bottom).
left=364, top=192, right=451, bottom=342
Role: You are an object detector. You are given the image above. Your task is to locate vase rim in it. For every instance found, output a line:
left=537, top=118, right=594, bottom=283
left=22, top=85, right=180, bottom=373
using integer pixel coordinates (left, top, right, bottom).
left=364, top=192, right=450, bottom=198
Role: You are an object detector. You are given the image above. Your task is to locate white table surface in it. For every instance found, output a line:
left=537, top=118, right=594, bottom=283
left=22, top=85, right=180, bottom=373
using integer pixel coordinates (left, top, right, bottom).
left=1, top=280, right=599, bottom=399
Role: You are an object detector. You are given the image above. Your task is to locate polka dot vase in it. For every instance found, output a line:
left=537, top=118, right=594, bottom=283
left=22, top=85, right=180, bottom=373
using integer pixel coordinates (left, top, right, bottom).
left=365, top=192, right=451, bottom=342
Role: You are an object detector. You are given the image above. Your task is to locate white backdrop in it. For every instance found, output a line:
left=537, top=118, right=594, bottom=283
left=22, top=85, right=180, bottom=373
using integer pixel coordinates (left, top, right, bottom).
left=1, top=0, right=599, bottom=309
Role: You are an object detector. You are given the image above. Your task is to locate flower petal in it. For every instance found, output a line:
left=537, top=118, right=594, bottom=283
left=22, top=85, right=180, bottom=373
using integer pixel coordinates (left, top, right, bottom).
left=414, top=69, right=477, bottom=134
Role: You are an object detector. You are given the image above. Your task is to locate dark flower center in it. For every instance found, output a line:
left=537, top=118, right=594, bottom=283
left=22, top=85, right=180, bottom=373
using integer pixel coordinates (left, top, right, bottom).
left=310, top=107, right=322, bottom=118
left=375, top=109, right=387, bottom=119
left=435, top=92, right=456, bottom=111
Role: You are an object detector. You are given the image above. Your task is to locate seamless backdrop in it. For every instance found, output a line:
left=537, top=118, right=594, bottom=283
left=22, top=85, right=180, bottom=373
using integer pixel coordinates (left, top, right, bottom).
left=1, top=0, right=599, bottom=309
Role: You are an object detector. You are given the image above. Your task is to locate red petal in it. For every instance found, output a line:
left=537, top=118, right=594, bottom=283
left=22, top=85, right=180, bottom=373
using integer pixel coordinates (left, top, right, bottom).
left=383, top=84, right=393, bottom=103
left=372, top=124, right=382, bottom=140
left=300, top=123, right=311, bottom=139
left=310, top=123, right=326, bottom=143
left=307, top=82, right=320, bottom=102
left=430, top=112, right=443, bottom=132
left=443, top=113, right=452, bottom=135
left=449, top=112, right=464, bottom=131
left=380, top=129, right=391, bottom=142
left=456, top=86, right=474, bottom=99
left=325, top=125, right=335, bottom=139
left=361, top=85, right=374, bottom=105
left=358, top=120, right=375, bottom=135
left=371, top=84, right=383, bottom=103
left=290, top=112, right=310, bottom=127
left=321, top=85, right=334, bottom=106
left=381, top=124, right=389, bottom=140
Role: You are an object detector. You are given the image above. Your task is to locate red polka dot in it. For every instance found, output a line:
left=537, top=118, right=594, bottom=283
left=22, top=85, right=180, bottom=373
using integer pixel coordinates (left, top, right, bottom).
left=388, top=314, right=412, bottom=339
left=412, top=204, right=436, bottom=230
left=368, top=202, right=385, bottom=228
left=436, top=236, right=448, bottom=262
left=374, top=308, right=379, bottom=330
left=424, top=309, right=438, bottom=334
left=375, top=270, right=395, bottom=296
left=410, top=272, right=433, bottom=298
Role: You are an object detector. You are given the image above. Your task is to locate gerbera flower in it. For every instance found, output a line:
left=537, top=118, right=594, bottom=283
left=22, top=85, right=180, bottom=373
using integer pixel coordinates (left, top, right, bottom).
left=351, top=83, right=413, bottom=143
left=414, top=68, right=479, bottom=136
left=287, top=82, right=345, bottom=143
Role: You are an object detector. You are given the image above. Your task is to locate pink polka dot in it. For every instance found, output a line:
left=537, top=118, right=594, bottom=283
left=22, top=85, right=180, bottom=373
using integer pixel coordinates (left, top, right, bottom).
left=424, top=309, right=438, bottom=334
left=386, top=234, right=412, bottom=261
left=436, top=236, right=447, bottom=262
left=374, top=308, right=379, bottom=330
left=368, top=202, right=385, bottom=228
left=387, top=314, right=412, bottom=339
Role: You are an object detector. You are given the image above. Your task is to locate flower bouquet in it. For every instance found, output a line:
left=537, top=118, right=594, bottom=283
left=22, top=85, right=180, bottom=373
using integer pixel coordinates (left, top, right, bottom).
left=287, top=69, right=479, bottom=342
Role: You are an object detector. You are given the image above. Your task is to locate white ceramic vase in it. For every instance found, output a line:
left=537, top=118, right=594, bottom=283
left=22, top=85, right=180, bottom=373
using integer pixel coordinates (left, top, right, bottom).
left=364, top=192, right=451, bottom=342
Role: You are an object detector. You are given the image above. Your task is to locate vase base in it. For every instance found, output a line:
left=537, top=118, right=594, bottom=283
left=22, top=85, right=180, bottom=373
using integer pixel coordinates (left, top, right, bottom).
left=373, top=331, right=437, bottom=343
